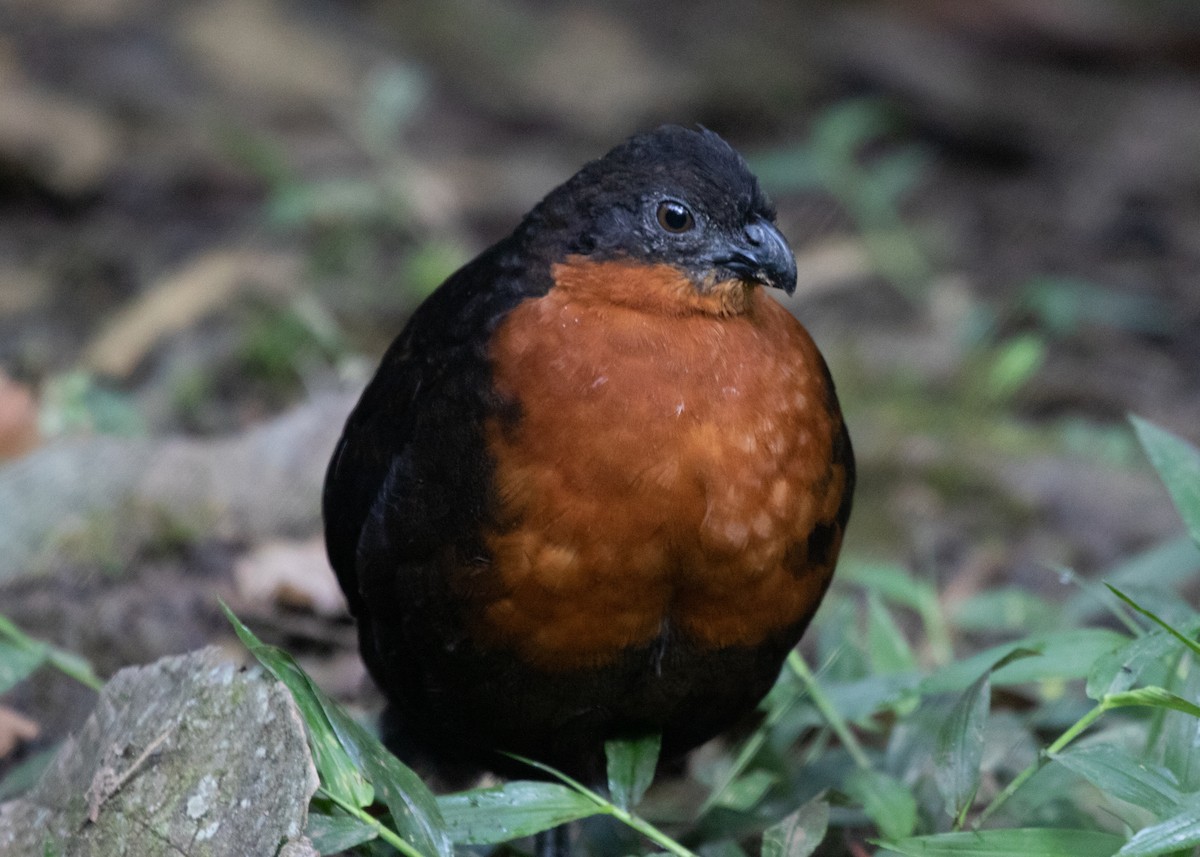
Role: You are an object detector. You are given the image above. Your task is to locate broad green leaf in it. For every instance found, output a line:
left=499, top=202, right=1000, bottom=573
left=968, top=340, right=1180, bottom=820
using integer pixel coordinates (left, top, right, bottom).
left=762, top=794, right=829, bottom=857
left=223, top=605, right=373, bottom=809
left=823, top=674, right=922, bottom=724
left=436, top=781, right=602, bottom=845
left=1131, top=416, right=1200, bottom=545
left=934, top=673, right=990, bottom=822
left=326, top=708, right=453, bottom=857
left=883, top=828, right=1124, bottom=856
left=1050, top=745, right=1182, bottom=817
left=0, top=640, right=45, bottom=695
left=921, top=629, right=1127, bottom=695
left=1087, top=631, right=1182, bottom=700
left=935, top=650, right=1037, bottom=824
left=952, top=589, right=1059, bottom=635
left=1107, top=536, right=1200, bottom=592
left=306, top=811, right=379, bottom=853
left=1117, top=797, right=1200, bottom=856
left=1154, top=660, right=1200, bottom=791
left=223, top=604, right=452, bottom=857
left=606, top=733, right=661, bottom=811
left=845, top=769, right=916, bottom=842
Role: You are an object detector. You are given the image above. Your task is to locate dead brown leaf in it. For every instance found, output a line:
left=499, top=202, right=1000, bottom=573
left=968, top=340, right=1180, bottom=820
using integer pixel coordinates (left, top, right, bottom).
left=81, top=249, right=298, bottom=379
left=0, top=705, right=39, bottom=758
left=234, top=537, right=347, bottom=617
left=0, top=370, right=40, bottom=460
left=0, top=65, right=119, bottom=196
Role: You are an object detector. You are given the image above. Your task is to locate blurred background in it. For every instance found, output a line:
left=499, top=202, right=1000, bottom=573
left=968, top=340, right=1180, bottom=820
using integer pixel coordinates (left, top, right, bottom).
left=1, top=0, right=1199, bottom=849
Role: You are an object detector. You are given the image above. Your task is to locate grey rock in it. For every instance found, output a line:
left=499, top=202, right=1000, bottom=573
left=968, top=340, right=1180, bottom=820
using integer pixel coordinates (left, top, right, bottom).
left=0, top=648, right=318, bottom=856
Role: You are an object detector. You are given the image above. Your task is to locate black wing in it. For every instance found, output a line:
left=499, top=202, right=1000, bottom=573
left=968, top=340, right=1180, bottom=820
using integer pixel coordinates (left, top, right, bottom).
left=321, top=236, right=547, bottom=623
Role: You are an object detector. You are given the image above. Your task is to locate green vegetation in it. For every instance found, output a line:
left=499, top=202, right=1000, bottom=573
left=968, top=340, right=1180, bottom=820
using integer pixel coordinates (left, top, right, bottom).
left=3, top=416, right=1197, bottom=856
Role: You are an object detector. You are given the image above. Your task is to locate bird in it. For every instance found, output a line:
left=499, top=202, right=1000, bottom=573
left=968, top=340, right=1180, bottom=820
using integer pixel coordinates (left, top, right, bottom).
left=323, top=126, right=854, bottom=801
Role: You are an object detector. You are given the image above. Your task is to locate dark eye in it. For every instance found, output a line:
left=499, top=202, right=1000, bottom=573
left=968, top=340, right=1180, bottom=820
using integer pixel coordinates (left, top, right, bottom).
left=656, top=200, right=695, bottom=234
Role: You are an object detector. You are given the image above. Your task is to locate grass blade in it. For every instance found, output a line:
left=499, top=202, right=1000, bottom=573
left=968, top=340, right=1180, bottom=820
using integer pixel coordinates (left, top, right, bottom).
left=223, top=602, right=451, bottom=857
left=0, top=640, right=45, bottom=695
left=507, top=754, right=699, bottom=857
left=437, top=781, right=602, bottom=844
left=1106, top=585, right=1200, bottom=661
left=0, top=614, right=102, bottom=691
left=223, top=603, right=373, bottom=809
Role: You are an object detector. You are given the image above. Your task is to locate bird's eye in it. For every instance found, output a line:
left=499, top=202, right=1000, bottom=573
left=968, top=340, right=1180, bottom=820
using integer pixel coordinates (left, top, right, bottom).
left=656, top=200, right=695, bottom=234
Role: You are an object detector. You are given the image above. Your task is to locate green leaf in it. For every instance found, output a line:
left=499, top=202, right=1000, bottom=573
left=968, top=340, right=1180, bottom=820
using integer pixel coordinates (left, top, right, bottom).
left=845, top=769, right=916, bottom=842
left=837, top=560, right=938, bottom=616
left=1105, top=686, right=1200, bottom=719
left=749, top=145, right=825, bottom=194
left=223, top=605, right=373, bottom=809
left=436, top=781, right=603, bottom=845
left=1086, top=631, right=1182, bottom=700
left=823, top=674, right=922, bottom=724
left=0, top=615, right=102, bottom=691
left=934, top=672, right=991, bottom=823
left=1050, top=745, right=1182, bottom=817
left=952, top=589, right=1059, bottom=635
left=921, top=629, right=1128, bottom=695
left=306, top=811, right=379, bottom=853
left=1106, top=585, right=1200, bottom=661
left=223, top=603, right=451, bottom=857
left=504, top=754, right=700, bottom=857
left=1116, top=797, right=1200, bottom=856
left=1019, top=277, right=1173, bottom=337
left=867, top=593, right=918, bottom=674
left=883, top=829, right=1124, bottom=856
left=606, top=733, right=661, bottom=811
left=935, top=650, right=1037, bottom=825
left=1105, top=536, right=1200, bottom=593
left=1131, top=416, right=1200, bottom=545
left=986, top=334, right=1046, bottom=400
left=0, top=640, right=45, bottom=695
left=1154, top=659, right=1200, bottom=791
left=714, top=769, right=778, bottom=812
left=762, top=794, right=829, bottom=857
left=327, top=712, right=452, bottom=857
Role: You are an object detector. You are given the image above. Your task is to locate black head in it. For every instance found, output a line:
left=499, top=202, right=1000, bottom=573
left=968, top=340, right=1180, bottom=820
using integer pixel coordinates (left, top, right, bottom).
left=521, top=126, right=797, bottom=295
